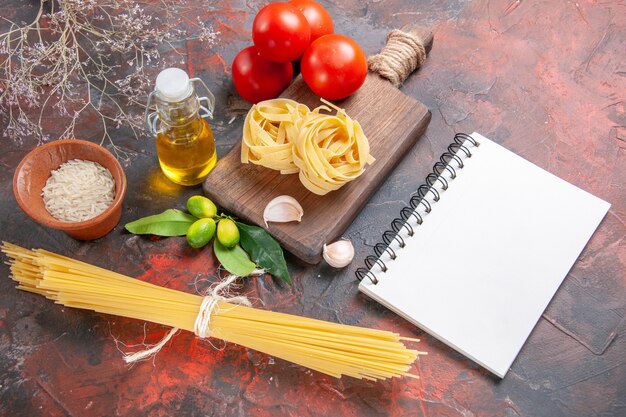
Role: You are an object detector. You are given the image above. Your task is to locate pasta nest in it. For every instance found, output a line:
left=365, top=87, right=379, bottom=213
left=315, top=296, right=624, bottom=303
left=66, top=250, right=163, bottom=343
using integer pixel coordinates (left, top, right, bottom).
left=241, top=99, right=309, bottom=174
left=241, top=98, right=375, bottom=196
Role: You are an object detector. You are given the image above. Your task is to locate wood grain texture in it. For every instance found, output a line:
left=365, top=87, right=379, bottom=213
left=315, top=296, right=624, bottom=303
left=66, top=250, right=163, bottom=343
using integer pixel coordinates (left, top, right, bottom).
left=203, top=73, right=431, bottom=263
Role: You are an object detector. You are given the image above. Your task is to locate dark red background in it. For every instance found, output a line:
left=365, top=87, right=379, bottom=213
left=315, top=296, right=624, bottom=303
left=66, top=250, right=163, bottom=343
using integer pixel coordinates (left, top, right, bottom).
left=1, top=0, right=625, bottom=416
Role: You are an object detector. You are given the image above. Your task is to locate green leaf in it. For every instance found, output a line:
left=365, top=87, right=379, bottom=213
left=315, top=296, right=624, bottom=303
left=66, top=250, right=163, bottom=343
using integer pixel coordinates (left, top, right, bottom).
left=213, top=240, right=256, bottom=277
left=125, top=209, right=197, bottom=236
left=236, top=222, right=291, bottom=285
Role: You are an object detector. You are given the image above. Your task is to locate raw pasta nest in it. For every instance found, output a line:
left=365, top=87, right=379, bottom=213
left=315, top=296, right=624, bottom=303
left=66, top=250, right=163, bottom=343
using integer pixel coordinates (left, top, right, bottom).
left=241, top=98, right=375, bottom=195
left=241, top=98, right=309, bottom=174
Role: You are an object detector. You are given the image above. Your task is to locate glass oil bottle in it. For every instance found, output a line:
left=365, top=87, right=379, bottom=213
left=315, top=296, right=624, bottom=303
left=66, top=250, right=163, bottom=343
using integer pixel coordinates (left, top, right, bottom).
left=145, top=68, right=217, bottom=186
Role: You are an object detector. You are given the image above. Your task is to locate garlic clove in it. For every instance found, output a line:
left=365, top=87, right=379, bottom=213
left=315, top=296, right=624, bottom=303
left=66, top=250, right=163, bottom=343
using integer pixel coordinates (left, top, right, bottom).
left=263, top=195, right=304, bottom=228
left=323, top=240, right=355, bottom=268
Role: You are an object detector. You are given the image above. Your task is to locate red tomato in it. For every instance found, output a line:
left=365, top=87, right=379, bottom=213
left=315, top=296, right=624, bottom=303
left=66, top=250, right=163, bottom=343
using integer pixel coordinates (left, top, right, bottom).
left=301, top=34, right=368, bottom=100
left=288, top=0, right=334, bottom=42
left=252, top=2, right=311, bottom=63
left=232, top=46, right=293, bottom=103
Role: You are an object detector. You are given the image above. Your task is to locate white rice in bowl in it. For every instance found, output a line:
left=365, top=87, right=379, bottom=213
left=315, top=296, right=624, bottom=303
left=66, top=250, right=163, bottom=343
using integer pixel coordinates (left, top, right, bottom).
left=42, top=159, right=116, bottom=222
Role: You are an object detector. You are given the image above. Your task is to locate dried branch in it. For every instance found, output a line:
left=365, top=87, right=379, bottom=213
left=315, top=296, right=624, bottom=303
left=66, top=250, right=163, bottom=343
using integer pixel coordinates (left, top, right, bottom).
left=0, top=0, right=219, bottom=157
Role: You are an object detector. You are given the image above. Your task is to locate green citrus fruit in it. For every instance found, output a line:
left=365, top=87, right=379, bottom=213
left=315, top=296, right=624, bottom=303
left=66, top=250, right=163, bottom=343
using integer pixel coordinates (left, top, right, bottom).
left=187, top=196, right=217, bottom=219
left=217, top=218, right=240, bottom=248
left=186, top=218, right=216, bottom=249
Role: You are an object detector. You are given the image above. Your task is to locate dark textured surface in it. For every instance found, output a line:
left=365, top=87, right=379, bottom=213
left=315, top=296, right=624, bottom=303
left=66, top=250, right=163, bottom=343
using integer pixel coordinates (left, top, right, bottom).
left=1, top=0, right=625, bottom=416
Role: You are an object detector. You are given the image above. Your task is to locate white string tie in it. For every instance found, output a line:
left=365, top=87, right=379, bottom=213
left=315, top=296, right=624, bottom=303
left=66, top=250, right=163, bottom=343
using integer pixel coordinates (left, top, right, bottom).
left=123, top=270, right=263, bottom=363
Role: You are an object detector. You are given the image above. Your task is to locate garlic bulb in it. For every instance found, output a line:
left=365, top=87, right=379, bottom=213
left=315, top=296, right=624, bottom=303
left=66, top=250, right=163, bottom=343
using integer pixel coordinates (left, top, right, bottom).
left=263, top=195, right=304, bottom=227
left=323, top=240, right=355, bottom=268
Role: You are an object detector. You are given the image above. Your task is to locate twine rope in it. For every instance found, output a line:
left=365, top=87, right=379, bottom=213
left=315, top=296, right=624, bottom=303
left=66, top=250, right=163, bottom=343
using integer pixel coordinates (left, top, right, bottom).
left=368, top=29, right=426, bottom=88
left=123, top=271, right=263, bottom=363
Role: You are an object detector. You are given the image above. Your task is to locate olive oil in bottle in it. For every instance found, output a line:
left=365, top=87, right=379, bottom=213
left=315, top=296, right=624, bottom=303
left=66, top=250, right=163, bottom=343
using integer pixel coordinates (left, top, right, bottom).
left=149, top=68, right=217, bottom=186
left=155, top=116, right=216, bottom=186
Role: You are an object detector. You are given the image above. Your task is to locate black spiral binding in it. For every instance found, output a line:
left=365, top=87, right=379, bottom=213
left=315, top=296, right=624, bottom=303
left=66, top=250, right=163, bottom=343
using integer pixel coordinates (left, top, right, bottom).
left=355, top=133, right=480, bottom=285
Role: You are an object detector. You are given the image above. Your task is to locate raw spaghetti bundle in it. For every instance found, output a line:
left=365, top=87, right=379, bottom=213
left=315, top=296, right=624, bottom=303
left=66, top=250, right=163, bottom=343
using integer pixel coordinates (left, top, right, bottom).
left=241, top=98, right=375, bottom=195
left=2, top=242, right=425, bottom=380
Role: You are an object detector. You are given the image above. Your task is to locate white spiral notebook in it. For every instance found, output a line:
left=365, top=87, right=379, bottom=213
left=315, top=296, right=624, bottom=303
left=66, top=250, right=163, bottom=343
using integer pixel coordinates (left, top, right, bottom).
left=357, top=132, right=610, bottom=378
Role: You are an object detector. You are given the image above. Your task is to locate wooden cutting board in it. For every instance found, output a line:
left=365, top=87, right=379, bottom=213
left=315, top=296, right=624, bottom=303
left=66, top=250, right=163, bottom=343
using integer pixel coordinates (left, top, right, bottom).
left=204, top=27, right=433, bottom=264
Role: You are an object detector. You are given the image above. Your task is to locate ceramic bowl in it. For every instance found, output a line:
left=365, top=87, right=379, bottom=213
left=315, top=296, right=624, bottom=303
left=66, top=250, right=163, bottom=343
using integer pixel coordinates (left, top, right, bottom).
left=13, top=139, right=127, bottom=240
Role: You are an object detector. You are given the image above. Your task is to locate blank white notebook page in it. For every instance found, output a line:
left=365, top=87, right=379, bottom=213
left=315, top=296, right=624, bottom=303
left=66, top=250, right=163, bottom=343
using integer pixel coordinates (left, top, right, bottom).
left=359, top=132, right=610, bottom=378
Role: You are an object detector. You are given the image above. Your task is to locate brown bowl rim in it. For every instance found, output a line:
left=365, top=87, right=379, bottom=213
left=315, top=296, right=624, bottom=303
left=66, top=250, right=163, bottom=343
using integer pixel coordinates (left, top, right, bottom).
left=13, top=139, right=127, bottom=232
